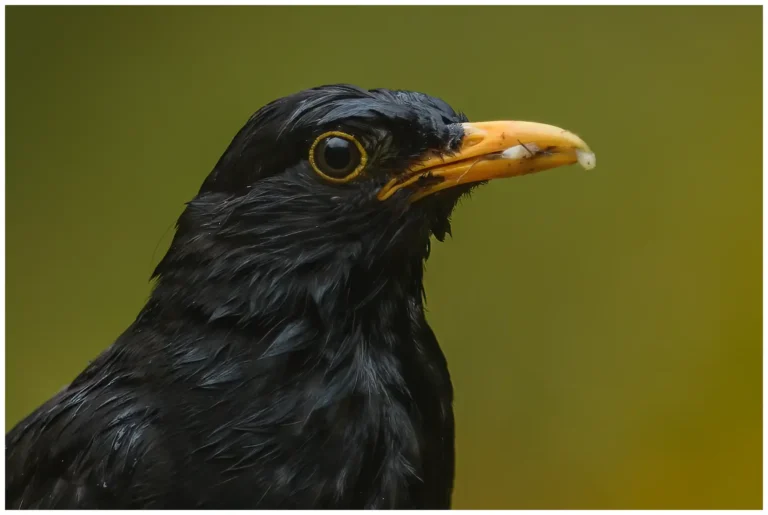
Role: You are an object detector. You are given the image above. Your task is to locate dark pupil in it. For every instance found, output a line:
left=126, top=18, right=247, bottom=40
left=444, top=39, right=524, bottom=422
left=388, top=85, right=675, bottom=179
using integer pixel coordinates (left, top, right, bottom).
left=323, top=137, right=353, bottom=171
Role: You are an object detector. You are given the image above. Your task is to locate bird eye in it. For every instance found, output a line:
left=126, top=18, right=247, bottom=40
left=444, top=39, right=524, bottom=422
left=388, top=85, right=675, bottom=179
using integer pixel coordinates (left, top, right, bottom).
left=309, top=131, right=368, bottom=183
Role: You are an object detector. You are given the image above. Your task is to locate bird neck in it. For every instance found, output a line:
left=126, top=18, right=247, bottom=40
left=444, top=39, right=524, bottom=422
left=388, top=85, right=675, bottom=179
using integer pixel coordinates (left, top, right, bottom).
left=136, top=192, right=450, bottom=415
left=129, top=204, right=455, bottom=507
left=146, top=192, right=436, bottom=343
left=143, top=227, right=435, bottom=366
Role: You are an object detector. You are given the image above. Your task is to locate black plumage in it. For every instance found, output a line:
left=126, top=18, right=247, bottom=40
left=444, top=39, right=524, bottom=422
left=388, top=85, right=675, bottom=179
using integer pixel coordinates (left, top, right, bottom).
left=6, top=84, right=594, bottom=509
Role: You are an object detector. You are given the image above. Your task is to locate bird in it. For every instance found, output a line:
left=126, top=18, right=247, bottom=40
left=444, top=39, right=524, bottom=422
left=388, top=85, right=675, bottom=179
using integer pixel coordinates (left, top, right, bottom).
left=6, top=84, right=595, bottom=509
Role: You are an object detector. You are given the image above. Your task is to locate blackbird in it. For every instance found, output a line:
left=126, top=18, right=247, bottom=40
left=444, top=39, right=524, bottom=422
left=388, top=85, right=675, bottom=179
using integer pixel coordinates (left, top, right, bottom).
left=6, top=84, right=595, bottom=509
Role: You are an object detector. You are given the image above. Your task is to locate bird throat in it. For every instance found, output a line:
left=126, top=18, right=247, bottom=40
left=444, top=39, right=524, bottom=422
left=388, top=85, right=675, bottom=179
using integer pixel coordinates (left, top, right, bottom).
left=136, top=211, right=455, bottom=507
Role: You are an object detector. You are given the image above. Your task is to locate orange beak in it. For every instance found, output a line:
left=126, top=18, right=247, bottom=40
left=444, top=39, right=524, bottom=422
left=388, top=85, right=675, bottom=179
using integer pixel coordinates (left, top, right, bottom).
left=377, top=120, right=596, bottom=202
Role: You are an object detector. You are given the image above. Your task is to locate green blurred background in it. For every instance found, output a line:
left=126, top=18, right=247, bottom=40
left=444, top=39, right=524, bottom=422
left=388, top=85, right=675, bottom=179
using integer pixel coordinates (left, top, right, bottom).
left=6, top=5, right=762, bottom=509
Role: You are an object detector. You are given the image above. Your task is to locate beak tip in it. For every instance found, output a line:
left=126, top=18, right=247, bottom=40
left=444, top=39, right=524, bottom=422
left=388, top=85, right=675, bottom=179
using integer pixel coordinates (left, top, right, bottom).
left=576, top=149, right=597, bottom=170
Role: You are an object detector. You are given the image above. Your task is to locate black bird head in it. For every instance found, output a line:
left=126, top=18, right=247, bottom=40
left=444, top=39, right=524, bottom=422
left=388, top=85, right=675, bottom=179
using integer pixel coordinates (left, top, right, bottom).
left=200, top=85, right=471, bottom=249
left=152, top=84, right=594, bottom=327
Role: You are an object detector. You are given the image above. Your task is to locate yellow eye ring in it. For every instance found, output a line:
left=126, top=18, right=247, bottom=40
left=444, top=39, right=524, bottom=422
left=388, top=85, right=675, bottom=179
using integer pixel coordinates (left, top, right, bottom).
left=309, top=131, right=368, bottom=183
